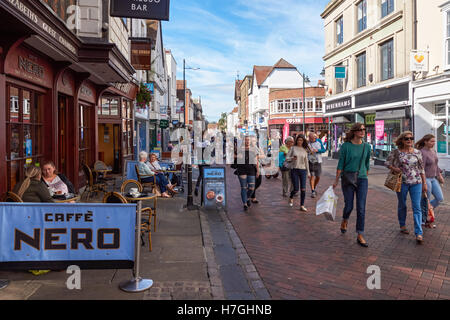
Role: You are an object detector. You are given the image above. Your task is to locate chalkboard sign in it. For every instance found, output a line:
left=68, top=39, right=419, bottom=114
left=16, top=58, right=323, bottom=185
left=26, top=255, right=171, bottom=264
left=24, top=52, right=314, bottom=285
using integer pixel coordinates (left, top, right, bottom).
left=202, top=167, right=226, bottom=211
left=110, top=0, right=170, bottom=21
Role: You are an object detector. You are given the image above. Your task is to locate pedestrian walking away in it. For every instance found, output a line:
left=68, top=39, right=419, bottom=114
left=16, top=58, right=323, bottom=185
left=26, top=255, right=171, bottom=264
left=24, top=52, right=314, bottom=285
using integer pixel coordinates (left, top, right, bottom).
left=232, top=135, right=260, bottom=211
left=385, top=131, right=428, bottom=244
left=333, top=123, right=371, bottom=248
left=250, top=136, right=265, bottom=204
left=279, top=136, right=294, bottom=197
left=415, top=134, right=444, bottom=229
left=308, top=132, right=327, bottom=198
left=286, top=134, right=311, bottom=212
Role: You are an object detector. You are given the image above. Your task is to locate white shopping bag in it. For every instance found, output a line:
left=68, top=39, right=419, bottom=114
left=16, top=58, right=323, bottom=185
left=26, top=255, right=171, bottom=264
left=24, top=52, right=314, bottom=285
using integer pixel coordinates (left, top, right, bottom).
left=316, top=186, right=338, bottom=221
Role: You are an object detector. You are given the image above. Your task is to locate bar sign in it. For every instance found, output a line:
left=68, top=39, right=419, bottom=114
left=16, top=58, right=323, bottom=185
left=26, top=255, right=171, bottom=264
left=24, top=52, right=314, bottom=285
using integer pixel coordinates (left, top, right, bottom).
left=110, top=0, right=170, bottom=21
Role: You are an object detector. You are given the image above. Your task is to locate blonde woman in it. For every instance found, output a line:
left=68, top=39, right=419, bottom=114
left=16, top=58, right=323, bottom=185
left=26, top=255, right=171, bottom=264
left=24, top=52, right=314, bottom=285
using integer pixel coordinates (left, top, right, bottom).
left=13, top=166, right=54, bottom=203
left=385, top=131, right=427, bottom=244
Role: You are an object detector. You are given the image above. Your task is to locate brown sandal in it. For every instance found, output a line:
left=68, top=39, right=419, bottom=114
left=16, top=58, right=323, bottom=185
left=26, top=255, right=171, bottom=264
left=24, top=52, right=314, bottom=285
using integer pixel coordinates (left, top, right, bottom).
left=400, top=227, right=410, bottom=234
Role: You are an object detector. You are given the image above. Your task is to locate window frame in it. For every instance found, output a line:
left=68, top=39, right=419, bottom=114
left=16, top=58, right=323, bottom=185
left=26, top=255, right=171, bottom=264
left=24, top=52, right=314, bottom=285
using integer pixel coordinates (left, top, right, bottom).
left=357, top=0, right=367, bottom=33
left=336, top=16, right=344, bottom=46
left=434, top=102, right=450, bottom=156
left=445, top=9, right=450, bottom=70
left=356, top=51, right=367, bottom=88
left=380, top=39, right=394, bottom=81
left=381, top=0, right=395, bottom=19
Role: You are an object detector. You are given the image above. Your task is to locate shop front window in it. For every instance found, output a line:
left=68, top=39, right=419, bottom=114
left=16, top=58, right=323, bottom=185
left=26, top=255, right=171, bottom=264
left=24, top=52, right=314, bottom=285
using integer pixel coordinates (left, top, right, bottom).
left=79, top=104, right=92, bottom=168
left=435, top=102, right=450, bottom=155
left=6, top=85, right=43, bottom=190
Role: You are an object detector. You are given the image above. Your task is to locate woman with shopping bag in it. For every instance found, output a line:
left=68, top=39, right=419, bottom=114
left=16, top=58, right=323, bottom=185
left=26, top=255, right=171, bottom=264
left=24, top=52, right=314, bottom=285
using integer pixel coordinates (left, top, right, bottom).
left=385, top=131, right=427, bottom=244
left=332, top=123, right=371, bottom=248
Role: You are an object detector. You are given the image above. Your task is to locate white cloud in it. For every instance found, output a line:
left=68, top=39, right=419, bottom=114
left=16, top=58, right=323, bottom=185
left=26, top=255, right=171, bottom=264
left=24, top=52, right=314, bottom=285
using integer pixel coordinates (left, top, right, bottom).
left=163, top=0, right=329, bottom=121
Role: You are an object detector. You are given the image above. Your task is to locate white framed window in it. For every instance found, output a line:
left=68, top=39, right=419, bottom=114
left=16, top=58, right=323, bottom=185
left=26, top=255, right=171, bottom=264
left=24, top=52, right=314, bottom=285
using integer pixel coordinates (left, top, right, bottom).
left=380, top=39, right=394, bottom=81
left=292, top=100, right=299, bottom=113
left=307, top=99, right=314, bottom=112
left=336, top=16, right=344, bottom=45
left=315, top=99, right=323, bottom=112
left=357, top=0, right=367, bottom=33
left=356, top=51, right=367, bottom=87
left=277, top=100, right=284, bottom=113
left=446, top=10, right=450, bottom=70
left=284, top=100, right=291, bottom=113
left=381, top=0, right=394, bottom=18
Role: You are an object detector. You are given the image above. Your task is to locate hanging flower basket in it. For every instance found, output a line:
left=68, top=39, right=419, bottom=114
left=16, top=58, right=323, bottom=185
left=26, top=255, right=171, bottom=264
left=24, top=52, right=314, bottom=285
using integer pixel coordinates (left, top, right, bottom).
left=136, top=83, right=152, bottom=108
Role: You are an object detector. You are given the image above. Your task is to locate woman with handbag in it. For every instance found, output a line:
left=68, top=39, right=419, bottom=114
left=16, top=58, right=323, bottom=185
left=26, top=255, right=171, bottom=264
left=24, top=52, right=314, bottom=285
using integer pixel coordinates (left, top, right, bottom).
left=279, top=136, right=294, bottom=197
left=332, top=123, right=371, bottom=247
left=385, top=131, right=427, bottom=244
left=286, top=134, right=311, bottom=212
left=416, top=134, right=445, bottom=227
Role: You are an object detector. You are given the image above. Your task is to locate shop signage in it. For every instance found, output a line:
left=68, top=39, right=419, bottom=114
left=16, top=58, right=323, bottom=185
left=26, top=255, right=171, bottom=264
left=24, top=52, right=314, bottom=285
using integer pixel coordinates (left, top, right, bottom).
left=110, top=0, right=170, bottom=21
left=160, top=120, right=169, bottom=129
left=355, top=83, right=409, bottom=109
left=410, top=51, right=429, bottom=73
left=0, top=203, right=136, bottom=270
left=365, top=114, right=376, bottom=125
left=202, top=167, right=226, bottom=210
left=335, top=66, right=347, bottom=79
left=375, top=120, right=385, bottom=140
left=3, top=0, right=78, bottom=56
left=18, top=56, right=44, bottom=78
left=130, top=40, right=151, bottom=70
left=325, top=97, right=352, bottom=113
left=145, top=82, right=154, bottom=94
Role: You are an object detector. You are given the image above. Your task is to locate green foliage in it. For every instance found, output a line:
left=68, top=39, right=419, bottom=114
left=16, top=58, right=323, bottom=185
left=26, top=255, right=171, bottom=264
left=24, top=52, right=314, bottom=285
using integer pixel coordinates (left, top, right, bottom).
left=136, top=82, right=152, bottom=108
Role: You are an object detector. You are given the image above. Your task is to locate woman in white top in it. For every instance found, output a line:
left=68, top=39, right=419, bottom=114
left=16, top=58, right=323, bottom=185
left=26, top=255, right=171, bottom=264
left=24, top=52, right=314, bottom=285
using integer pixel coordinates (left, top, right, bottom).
left=286, top=134, right=311, bottom=212
left=148, top=153, right=177, bottom=194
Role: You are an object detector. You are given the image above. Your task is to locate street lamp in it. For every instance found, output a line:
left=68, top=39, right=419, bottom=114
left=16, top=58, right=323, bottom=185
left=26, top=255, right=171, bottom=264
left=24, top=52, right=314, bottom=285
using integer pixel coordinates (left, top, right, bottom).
left=183, top=59, right=200, bottom=211
left=302, top=73, right=310, bottom=133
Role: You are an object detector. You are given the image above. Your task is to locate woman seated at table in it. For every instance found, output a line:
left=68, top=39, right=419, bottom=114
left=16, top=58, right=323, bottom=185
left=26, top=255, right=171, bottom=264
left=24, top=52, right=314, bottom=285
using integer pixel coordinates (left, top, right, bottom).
left=138, top=151, right=176, bottom=198
left=13, top=166, right=54, bottom=203
left=148, top=153, right=179, bottom=189
left=41, top=160, right=75, bottom=195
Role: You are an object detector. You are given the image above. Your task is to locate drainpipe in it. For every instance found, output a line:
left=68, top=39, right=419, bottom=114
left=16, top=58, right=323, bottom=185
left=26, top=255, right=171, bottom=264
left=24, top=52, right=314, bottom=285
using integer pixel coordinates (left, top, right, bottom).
left=411, top=0, right=417, bottom=135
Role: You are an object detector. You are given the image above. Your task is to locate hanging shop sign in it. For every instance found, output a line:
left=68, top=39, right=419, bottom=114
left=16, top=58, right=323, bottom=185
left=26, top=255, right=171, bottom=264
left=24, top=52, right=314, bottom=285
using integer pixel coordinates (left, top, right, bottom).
left=159, top=120, right=169, bottom=129
left=410, top=51, right=429, bottom=73
left=130, top=40, right=151, bottom=70
left=110, top=0, right=170, bottom=21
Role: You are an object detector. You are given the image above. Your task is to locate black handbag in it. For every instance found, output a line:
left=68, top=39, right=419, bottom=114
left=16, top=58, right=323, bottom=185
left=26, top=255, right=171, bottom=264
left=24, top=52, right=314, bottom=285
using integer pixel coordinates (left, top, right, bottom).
left=342, top=144, right=366, bottom=188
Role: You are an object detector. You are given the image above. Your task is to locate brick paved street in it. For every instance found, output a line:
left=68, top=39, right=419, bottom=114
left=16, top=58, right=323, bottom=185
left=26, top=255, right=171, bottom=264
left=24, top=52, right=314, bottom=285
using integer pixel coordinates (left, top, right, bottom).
left=225, top=158, right=450, bottom=300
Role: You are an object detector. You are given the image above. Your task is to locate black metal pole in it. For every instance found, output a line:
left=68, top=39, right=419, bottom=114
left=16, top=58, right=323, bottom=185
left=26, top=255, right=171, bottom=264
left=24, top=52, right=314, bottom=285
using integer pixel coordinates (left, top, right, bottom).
left=184, top=59, right=196, bottom=210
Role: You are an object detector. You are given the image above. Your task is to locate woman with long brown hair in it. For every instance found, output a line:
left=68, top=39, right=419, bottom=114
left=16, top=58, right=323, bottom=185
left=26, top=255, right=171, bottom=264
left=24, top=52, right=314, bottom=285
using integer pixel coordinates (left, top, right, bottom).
left=286, top=134, right=311, bottom=212
left=13, top=166, right=54, bottom=203
left=385, top=131, right=427, bottom=243
left=415, top=134, right=444, bottom=226
left=333, top=123, right=371, bottom=247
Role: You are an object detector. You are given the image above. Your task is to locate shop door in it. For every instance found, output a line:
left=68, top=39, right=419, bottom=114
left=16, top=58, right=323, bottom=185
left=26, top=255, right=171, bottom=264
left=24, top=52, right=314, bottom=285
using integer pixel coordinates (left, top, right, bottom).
left=58, top=95, right=68, bottom=174
left=113, top=124, right=120, bottom=173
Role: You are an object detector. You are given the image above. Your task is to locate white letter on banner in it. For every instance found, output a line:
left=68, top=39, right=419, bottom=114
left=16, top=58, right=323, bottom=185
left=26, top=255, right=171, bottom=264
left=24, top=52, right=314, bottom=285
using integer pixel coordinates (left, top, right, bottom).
left=66, top=265, right=81, bottom=290
left=366, top=265, right=381, bottom=290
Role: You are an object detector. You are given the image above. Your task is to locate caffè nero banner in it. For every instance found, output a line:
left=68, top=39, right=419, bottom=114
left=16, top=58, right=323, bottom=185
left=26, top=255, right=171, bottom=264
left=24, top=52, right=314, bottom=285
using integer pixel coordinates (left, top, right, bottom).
left=111, top=0, right=170, bottom=20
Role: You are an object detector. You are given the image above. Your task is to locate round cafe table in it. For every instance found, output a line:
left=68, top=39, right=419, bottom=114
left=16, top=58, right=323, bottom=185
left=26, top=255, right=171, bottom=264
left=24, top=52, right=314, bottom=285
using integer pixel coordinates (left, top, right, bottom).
left=52, top=195, right=81, bottom=203
left=119, top=192, right=156, bottom=293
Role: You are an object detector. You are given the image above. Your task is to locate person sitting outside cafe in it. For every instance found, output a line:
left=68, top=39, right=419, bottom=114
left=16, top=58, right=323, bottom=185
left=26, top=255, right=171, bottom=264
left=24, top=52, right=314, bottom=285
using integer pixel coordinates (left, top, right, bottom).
left=137, top=151, right=173, bottom=198
left=13, top=166, right=55, bottom=203
left=41, top=160, right=75, bottom=196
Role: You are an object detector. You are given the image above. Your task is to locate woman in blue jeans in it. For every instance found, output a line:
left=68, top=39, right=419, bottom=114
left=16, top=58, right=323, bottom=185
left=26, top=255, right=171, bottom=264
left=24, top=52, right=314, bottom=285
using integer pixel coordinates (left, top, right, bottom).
left=233, top=136, right=260, bottom=211
left=386, top=131, right=427, bottom=244
left=416, top=134, right=445, bottom=227
left=333, top=123, right=371, bottom=247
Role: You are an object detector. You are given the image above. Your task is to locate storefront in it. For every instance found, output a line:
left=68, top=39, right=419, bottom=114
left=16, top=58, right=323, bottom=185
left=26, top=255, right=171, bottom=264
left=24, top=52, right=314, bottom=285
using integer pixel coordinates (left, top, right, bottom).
left=414, top=75, right=450, bottom=174
left=0, top=0, right=137, bottom=195
left=269, top=117, right=329, bottom=141
left=135, top=104, right=149, bottom=156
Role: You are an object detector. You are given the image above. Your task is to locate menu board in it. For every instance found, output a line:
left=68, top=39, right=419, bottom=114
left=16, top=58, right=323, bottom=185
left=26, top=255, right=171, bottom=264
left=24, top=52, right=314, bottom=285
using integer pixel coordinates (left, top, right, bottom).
left=202, top=167, right=226, bottom=211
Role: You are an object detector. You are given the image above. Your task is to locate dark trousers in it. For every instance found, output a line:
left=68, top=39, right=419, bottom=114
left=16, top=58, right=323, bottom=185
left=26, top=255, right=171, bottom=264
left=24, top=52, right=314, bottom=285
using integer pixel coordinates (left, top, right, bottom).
left=342, top=178, right=368, bottom=235
left=142, top=173, right=169, bottom=193
left=251, top=174, right=262, bottom=199
left=290, top=169, right=307, bottom=206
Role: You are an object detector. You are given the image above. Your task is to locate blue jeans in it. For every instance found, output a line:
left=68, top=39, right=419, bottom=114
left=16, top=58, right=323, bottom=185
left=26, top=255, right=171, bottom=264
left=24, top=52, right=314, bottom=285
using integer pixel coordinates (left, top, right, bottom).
left=142, top=173, right=168, bottom=193
left=397, top=183, right=423, bottom=236
left=426, top=178, right=444, bottom=209
left=290, top=169, right=307, bottom=206
left=342, top=178, right=368, bottom=235
left=238, top=175, right=256, bottom=205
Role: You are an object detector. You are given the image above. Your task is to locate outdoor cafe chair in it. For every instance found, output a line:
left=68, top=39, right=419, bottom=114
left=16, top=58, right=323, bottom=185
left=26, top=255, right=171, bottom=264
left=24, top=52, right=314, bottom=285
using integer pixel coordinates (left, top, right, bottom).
left=2, top=191, right=23, bottom=203
left=120, top=180, right=158, bottom=233
left=134, top=165, right=158, bottom=194
left=102, top=192, right=153, bottom=251
left=93, top=160, right=116, bottom=190
left=81, top=163, right=106, bottom=201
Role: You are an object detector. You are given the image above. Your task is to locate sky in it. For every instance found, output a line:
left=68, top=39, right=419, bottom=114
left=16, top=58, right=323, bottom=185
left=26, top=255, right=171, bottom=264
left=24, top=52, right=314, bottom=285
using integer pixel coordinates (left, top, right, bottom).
left=162, top=0, right=330, bottom=122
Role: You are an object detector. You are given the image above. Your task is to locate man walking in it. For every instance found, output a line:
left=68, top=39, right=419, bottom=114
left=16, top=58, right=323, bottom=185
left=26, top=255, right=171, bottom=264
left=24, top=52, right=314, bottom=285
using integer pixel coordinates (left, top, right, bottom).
left=308, top=132, right=327, bottom=198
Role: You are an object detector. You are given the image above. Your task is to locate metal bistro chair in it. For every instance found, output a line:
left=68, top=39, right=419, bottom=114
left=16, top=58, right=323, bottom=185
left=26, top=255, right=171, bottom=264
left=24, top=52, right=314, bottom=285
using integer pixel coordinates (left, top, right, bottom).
left=3, top=191, right=23, bottom=202
left=93, top=160, right=116, bottom=190
left=135, top=164, right=158, bottom=194
left=121, top=180, right=158, bottom=233
left=82, top=163, right=106, bottom=201
left=103, top=191, right=153, bottom=251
